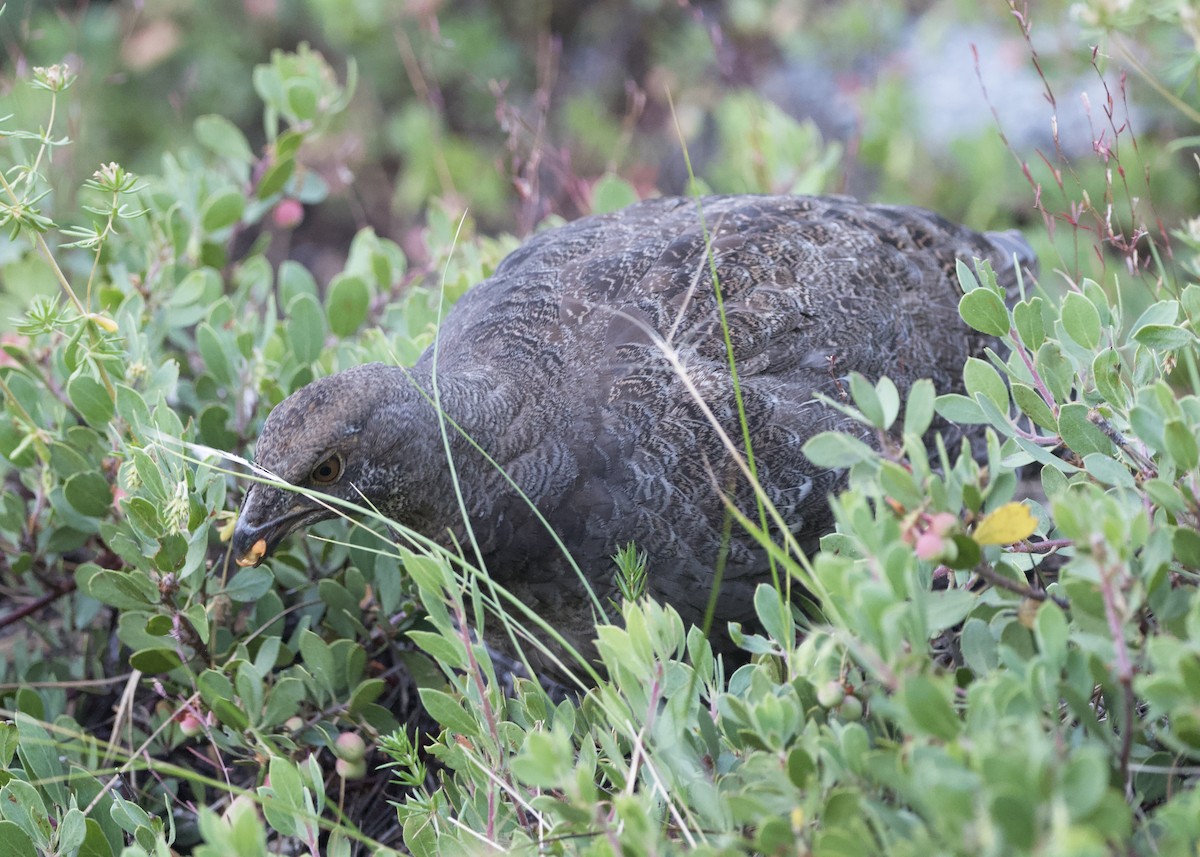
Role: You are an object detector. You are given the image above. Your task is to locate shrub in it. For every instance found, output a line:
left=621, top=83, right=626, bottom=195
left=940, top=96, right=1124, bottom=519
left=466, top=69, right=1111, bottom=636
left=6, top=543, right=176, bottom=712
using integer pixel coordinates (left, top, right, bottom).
left=0, top=2, right=1198, bottom=855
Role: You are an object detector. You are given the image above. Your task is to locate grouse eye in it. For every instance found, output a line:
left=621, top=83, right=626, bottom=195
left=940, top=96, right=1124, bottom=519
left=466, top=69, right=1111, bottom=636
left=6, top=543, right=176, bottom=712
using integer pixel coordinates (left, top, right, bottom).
left=310, top=454, right=343, bottom=484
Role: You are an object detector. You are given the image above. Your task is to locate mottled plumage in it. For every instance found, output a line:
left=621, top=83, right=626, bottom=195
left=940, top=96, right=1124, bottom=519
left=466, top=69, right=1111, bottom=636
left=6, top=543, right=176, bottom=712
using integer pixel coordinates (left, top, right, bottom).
left=232, top=194, right=1034, bottom=664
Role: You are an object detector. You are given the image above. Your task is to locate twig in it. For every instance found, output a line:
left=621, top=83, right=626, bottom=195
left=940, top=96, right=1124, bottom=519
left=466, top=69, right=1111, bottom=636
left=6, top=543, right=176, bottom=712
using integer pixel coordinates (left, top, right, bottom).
left=1008, top=538, right=1073, bottom=554
left=0, top=576, right=76, bottom=629
left=1009, top=326, right=1060, bottom=417
left=971, top=562, right=1070, bottom=610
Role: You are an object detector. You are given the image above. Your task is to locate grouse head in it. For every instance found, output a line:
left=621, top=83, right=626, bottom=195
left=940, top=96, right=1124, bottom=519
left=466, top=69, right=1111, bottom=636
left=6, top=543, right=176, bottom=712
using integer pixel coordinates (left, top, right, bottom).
left=231, top=363, right=431, bottom=567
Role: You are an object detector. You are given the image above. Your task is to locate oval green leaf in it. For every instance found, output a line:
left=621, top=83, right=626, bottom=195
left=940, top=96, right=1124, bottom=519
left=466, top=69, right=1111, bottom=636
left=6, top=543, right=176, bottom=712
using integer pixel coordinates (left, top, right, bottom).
left=194, top=114, right=255, bottom=164
left=129, top=648, right=183, bottom=675
left=1061, top=291, right=1101, bottom=349
left=257, top=157, right=295, bottom=199
left=287, top=293, right=326, bottom=364
left=200, top=187, right=245, bottom=233
left=63, top=471, right=112, bottom=518
left=958, top=288, right=1009, bottom=337
left=325, top=274, right=370, bottom=338
left=68, top=374, right=113, bottom=427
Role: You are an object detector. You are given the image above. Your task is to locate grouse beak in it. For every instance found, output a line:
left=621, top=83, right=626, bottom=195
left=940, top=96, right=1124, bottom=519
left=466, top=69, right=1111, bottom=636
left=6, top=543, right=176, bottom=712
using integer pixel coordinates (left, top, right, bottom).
left=230, top=486, right=319, bottom=567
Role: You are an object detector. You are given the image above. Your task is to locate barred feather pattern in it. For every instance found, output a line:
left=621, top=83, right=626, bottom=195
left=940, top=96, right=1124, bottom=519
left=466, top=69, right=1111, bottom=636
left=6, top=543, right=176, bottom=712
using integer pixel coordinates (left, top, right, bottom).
left=235, top=194, right=1036, bottom=667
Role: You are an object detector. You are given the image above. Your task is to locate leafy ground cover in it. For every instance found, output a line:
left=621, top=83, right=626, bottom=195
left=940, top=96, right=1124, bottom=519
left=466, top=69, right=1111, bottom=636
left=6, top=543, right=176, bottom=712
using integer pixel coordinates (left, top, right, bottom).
left=1, top=0, right=1199, bottom=854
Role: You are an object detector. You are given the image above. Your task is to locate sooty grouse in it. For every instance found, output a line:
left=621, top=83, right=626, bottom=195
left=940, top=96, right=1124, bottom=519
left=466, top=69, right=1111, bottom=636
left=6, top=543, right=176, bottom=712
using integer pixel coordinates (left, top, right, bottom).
left=232, top=194, right=1035, bottom=666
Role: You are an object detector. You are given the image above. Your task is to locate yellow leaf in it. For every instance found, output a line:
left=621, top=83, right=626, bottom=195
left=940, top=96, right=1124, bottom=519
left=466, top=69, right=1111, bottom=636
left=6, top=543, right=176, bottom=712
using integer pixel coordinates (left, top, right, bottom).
left=87, top=312, right=119, bottom=333
left=972, top=502, right=1038, bottom=546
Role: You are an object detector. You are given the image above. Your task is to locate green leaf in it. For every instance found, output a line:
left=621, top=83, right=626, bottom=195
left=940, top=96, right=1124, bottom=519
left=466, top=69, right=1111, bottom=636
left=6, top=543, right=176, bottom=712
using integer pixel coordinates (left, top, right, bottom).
left=903, top=379, right=935, bottom=436
left=1173, top=527, right=1200, bottom=569
left=879, top=459, right=922, bottom=509
left=68, top=374, right=113, bottom=427
left=197, top=670, right=234, bottom=710
left=1082, top=453, right=1135, bottom=488
left=15, top=713, right=65, bottom=806
left=1012, top=297, right=1045, bottom=349
left=348, top=678, right=387, bottom=714
left=801, top=431, right=875, bottom=468
left=955, top=258, right=980, bottom=293
left=325, top=274, right=370, bottom=338
left=77, top=818, right=113, bottom=857
left=1061, top=747, right=1110, bottom=819
left=1010, top=382, right=1057, bottom=431
left=0, top=821, right=36, bottom=857
left=1033, top=601, right=1069, bottom=666
left=262, top=677, right=307, bottom=728
left=903, top=675, right=960, bottom=740
left=591, top=173, right=640, bottom=213
left=129, top=647, right=183, bottom=674
left=1091, top=348, right=1126, bottom=407
left=226, top=566, right=275, bottom=602
left=276, top=129, right=304, bottom=161
left=63, top=471, right=111, bottom=518
left=958, top=288, right=1009, bottom=337
left=1183, top=284, right=1200, bottom=319
left=81, top=569, right=159, bottom=609
left=1057, top=403, right=1113, bottom=457
left=876, top=376, right=900, bottom=430
left=849, top=373, right=884, bottom=428
left=195, top=114, right=255, bottom=163
left=944, top=534, right=981, bottom=570
left=298, top=631, right=334, bottom=696
left=115, top=384, right=151, bottom=432
left=406, top=630, right=467, bottom=671
left=991, top=794, right=1036, bottom=849
left=57, top=808, right=87, bottom=856
left=1034, top=341, right=1073, bottom=402
left=199, top=404, right=238, bottom=450
left=1061, top=291, right=1101, bottom=349
left=257, top=157, right=295, bottom=199
left=511, top=728, right=573, bottom=788
left=1164, top=418, right=1199, bottom=470
left=753, top=583, right=791, bottom=646
left=287, top=293, right=326, bottom=365
left=418, top=688, right=480, bottom=737
left=0, top=779, right=48, bottom=849
left=962, top=357, right=1008, bottom=412
left=196, top=322, right=234, bottom=387
left=201, top=188, right=246, bottom=232
left=960, top=617, right=997, bottom=674
left=270, top=754, right=305, bottom=811
left=285, top=79, right=319, bottom=121
left=923, top=588, right=975, bottom=633
left=279, top=259, right=318, bottom=305
left=212, top=697, right=250, bottom=732
left=131, top=448, right=167, bottom=502
left=1133, top=323, right=1197, bottom=350
left=934, top=393, right=986, bottom=425
left=1129, top=299, right=1179, bottom=338
left=1129, top=404, right=1164, bottom=450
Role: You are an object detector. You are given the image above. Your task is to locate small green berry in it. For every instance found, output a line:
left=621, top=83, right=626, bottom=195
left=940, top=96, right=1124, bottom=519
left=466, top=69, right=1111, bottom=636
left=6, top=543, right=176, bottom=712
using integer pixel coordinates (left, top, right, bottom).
left=817, top=680, right=846, bottom=709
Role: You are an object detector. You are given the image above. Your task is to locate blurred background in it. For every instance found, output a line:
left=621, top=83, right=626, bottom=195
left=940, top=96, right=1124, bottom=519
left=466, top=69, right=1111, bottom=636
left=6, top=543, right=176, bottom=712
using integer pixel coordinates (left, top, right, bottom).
left=0, top=0, right=1195, bottom=299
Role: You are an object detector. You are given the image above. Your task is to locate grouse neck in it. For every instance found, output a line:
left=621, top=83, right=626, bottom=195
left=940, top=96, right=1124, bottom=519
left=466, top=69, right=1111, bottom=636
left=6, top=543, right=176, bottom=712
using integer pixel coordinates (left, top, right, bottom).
left=384, top=364, right=513, bottom=451
left=368, top=363, right=517, bottom=542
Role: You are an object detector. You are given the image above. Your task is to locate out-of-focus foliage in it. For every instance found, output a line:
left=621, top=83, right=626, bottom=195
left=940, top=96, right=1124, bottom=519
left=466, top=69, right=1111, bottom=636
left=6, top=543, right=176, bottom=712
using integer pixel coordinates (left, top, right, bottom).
left=0, top=0, right=1198, bottom=853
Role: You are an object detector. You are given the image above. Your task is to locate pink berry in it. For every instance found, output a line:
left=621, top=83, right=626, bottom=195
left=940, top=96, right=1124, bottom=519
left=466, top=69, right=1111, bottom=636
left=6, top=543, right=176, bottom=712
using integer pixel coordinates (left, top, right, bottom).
left=928, top=513, right=957, bottom=536
left=272, top=198, right=304, bottom=229
left=177, top=712, right=204, bottom=737
left=915, top=531, right=944, bottom=561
